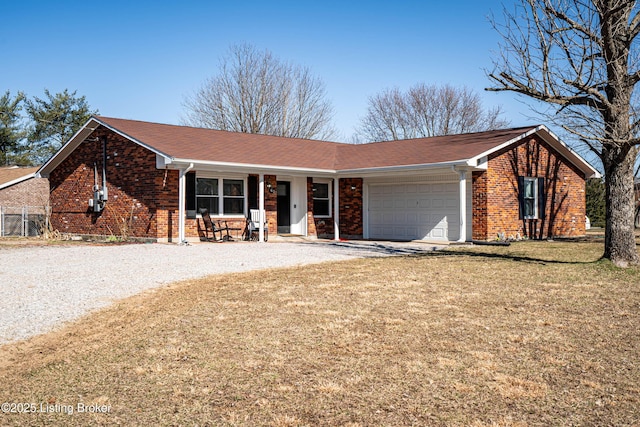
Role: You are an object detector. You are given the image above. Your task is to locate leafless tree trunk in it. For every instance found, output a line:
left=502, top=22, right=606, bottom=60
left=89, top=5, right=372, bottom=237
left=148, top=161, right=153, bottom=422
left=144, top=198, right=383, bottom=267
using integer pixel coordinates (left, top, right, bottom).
left=487, top=0, right=640, bottom=267
left=358, top=84, right=509, bottom=142
left=183, top=43, right=336, bottom=141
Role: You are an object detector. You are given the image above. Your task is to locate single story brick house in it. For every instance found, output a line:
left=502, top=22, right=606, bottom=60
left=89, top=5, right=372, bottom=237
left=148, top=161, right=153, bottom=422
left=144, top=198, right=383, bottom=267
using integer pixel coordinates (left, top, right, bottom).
left=0, top=166, right=49, bottom=206
left=36, top=116, right=600, bottom=243
left=0, top=166, right=50, bottom=237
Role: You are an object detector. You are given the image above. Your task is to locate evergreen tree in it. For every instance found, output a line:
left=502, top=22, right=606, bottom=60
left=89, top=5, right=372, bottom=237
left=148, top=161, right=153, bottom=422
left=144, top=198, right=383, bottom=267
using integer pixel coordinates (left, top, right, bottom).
left=24, top=89, right=97, bottom=164
left=586, top=178, right=606, bottom=228
left=0, top=91, right=25, bottom=166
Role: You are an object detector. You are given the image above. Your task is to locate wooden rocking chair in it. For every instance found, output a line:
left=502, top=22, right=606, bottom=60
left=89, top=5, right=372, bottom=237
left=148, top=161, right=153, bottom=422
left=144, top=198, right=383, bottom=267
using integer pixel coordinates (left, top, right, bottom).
left=199, top=208, right=231, bottom=241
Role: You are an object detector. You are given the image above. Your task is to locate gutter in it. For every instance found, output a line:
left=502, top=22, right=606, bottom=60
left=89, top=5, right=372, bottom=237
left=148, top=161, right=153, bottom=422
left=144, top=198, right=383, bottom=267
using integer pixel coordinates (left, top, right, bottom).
left=167, top=158, right=337, bottom=176
left=337, top=159, right=473, bottom=176
left=0, top=173, right=37, bottom=190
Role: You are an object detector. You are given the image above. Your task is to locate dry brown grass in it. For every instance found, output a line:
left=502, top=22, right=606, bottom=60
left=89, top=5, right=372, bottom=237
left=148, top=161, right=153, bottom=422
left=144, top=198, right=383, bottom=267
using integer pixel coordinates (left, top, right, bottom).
left=1, top=239, right=639, bottom=426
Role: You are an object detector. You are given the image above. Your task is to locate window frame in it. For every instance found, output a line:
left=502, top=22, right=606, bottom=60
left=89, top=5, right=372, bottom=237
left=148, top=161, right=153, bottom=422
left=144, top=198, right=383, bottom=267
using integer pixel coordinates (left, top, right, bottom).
left=312, top=179, right=332, bottom=218
left=521, top=177, right=539, bottom=220
left=195, top=174, right=247, bottom=217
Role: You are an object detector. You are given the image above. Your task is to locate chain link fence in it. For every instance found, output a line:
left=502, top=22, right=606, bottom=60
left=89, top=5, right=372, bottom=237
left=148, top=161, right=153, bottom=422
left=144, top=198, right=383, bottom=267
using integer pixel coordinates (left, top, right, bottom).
left=0, top=206, right=49, bottom=237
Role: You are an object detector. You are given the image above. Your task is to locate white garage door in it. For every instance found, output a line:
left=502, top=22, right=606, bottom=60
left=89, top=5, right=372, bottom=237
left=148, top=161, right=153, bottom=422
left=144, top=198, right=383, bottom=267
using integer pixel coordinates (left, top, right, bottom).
left=368, top=182, right=460, bottom=241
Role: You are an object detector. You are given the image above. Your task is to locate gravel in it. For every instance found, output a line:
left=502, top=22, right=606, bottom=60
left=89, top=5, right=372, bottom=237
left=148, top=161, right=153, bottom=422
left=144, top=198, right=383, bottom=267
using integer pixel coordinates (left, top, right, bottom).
left=0, top=240, right=442, bottom=344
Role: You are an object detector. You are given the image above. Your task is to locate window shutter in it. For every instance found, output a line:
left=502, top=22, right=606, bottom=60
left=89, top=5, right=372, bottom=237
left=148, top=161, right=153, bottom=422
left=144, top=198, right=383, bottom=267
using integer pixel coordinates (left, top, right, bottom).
left=517, top=176, right=525, bottom=220
left=248, top=175, right=258, bottom=210
left=186, top=172, right=196, bottom=219
left=537, top=177, right=546, bottom=220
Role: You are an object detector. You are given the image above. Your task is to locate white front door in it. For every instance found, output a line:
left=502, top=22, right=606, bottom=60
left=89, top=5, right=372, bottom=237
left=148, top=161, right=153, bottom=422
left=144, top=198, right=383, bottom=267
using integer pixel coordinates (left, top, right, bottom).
left=278, top=176, right=308, bottom=236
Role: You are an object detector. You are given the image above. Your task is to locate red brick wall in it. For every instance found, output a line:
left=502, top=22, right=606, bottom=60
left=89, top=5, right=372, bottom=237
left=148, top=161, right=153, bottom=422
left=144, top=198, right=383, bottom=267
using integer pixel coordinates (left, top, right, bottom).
left=472, top=135, right=586, bottom=240
left=307, top=178, right=334, bottom=238
left=305, top=178, right=363, bottom=239
left=339, top=178, right=363, bottom=238
left=155, top=168, right=179, bottom=241
left=49, top=127, right=169, bottom=239
left=472, top=171, right=488, bottom=240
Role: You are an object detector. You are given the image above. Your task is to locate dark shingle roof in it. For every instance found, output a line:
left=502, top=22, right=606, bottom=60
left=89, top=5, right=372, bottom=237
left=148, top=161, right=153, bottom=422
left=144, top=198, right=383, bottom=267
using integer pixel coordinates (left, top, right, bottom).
left=97, top=116, right=537, bottom=171
left=99, top=117, right=341, bottom=170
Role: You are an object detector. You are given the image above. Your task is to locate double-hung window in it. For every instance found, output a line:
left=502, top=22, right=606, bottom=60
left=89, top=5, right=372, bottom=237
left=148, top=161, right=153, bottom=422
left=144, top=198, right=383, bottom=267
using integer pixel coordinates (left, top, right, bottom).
left=312, top=181, right=331, bottom=217
left=195, top=177, right=245, bottom=216
left=223, top=179, right=244, bottom=214
left=519, top=176, right=545, bottom=220
left=196, top=178, right=219, bottom=214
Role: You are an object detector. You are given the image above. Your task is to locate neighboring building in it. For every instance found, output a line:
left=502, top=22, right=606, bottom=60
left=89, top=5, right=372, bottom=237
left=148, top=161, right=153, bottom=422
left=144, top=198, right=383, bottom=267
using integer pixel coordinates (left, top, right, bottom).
left=37, top=116, right=600, bottom=243
left=0, top=166, right=50, bottom=236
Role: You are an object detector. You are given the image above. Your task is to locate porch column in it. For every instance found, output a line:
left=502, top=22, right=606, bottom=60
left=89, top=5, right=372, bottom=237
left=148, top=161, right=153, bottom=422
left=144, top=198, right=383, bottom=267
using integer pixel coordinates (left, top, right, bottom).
left=259, top=173, right=265, bottom=243
left=333, top=177, right=340, bottom=241
left=458, top=169, right=467, bottom=243
left=178, top=163, right=194, bottom=244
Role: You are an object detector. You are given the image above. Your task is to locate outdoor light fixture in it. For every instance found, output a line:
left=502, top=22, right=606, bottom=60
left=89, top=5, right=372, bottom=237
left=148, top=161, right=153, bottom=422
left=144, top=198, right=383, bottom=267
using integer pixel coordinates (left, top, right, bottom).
left=266, top=182, right=275, bottom=193
left=351, top=185, right=357, bottom=191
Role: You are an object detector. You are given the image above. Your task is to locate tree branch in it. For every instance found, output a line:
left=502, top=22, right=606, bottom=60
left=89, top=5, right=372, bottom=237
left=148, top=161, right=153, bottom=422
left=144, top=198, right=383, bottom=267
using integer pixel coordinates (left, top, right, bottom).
left=544, top=1, right=602, bottom=46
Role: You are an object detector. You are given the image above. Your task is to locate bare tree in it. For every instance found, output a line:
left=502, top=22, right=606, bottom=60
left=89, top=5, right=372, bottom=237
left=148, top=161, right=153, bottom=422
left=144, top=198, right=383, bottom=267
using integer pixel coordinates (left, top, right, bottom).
left=358, top=84, right=509, bottom=142
left=487, top=0, right=640, bottom=267
left=183, top=43, right=336, bottom=140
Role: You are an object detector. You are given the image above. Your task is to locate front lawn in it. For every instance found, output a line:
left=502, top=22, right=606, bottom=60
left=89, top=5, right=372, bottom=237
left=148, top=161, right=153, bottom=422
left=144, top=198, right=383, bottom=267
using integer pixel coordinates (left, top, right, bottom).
left=1, top=240, right=639, bottom=426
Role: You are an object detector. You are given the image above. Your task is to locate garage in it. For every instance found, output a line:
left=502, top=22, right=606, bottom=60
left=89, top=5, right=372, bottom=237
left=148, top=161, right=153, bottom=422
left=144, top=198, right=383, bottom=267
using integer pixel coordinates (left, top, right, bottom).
left=367, top=181, right=460, bottom=241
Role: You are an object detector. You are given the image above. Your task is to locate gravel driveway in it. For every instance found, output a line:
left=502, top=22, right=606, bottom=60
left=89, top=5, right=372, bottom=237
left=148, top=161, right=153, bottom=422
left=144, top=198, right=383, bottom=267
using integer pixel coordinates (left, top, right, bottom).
left=0, top=240, right=442, bottom=344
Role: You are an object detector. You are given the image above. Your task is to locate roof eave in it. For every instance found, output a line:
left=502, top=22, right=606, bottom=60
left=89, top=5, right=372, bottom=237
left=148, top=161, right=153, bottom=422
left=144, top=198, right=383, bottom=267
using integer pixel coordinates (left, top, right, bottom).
left=167, top=157, right=337, bottom=176
left=0, top=172, right=36, bottom=190
left=37, top=117, right=101, bottom=177
left=38, top=116, right=173, bottom=177
left=468, top=125, right=601, bottom=179
left=337, top=160, right=472, bottom=176
left=535, top=126, right=601, bottom=179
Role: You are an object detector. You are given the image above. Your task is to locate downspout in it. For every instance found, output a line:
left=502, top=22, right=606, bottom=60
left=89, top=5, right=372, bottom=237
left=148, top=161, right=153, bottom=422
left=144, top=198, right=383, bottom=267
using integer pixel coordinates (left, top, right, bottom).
left=178, top=162, right=194, bottom=244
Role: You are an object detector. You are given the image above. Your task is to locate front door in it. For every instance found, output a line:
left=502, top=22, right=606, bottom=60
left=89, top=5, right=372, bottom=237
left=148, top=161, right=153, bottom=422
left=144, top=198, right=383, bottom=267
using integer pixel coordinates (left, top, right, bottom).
left=277, top=181, right=291, bottom=234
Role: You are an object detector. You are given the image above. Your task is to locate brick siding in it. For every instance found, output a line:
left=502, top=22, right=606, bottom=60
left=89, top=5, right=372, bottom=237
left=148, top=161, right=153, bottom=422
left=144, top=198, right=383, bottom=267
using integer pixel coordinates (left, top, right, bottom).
left=305, top=178, right=364, bottom=239
left=49, top=128, right=169, bottom=239
left=472, top=135, right=586, bottom=240
left=339, top=178, right=363, bottom=238
left=471, top=171, right=488, bottom=240
left=0, top=177, right=49, bottom=208
left=47, top=127, right=586, bottom=242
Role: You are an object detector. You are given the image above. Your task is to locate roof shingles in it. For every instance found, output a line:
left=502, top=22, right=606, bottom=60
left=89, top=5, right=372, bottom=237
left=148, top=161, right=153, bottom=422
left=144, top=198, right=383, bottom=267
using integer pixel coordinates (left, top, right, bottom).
left=0, top=166, right=39, bottom=186
left=97, top=116, right=537, bottom=171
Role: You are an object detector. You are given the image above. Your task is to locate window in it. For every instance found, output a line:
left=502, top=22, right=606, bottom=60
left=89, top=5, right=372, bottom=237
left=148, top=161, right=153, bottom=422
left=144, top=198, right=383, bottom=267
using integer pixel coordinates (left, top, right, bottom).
left=223, top=179, right=244, bottom=214
left=519, top=177, right=545, bottom=220
left=313, top=181, right=331, bottom=217
left=195, top=177, right=245, bottom=216
left=196, top=178, right=219, bottom=214
left=523, top=177, right=537, bottom=218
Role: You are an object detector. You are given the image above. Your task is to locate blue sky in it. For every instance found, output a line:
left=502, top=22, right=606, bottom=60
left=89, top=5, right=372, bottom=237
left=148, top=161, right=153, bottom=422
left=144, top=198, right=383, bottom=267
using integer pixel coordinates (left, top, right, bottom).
left=2, top=0, right=537, bottom=141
